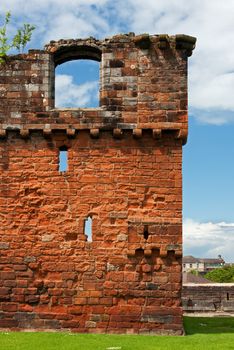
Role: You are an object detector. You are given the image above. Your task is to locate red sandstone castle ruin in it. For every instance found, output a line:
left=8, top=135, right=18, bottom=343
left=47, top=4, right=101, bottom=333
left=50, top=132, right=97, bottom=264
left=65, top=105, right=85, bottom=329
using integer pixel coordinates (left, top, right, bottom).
left=0, top=33, right=196, bottom=334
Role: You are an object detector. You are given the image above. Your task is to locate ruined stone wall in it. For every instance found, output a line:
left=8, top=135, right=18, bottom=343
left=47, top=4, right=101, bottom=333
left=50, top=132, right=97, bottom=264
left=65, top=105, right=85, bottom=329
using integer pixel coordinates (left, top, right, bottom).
left=183, top=284, right=234, bottom=314
left=0, top=33, right=196, bottom=334
left=0, top=50, right=54, bottom=121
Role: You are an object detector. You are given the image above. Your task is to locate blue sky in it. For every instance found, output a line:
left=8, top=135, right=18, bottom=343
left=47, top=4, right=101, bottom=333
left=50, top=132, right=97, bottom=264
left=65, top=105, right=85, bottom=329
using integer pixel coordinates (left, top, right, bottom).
left=1, top=0, right=234, bottom=262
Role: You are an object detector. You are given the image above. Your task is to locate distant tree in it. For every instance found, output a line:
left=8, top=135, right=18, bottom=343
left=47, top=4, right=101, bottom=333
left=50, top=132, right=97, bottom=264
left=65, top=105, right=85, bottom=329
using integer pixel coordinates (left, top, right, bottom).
left=190, top=269, right=199, bottom=276
left=0, top=11, right=35, bottom=63
left=205, top=266, right=234, bottom=283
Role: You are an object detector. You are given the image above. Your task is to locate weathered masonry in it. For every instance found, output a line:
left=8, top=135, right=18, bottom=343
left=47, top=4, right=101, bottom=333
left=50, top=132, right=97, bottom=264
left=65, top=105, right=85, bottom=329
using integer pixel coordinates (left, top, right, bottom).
left=0, top=33, right=196, bottom=334
left=183, top=284, right=234, bottom=314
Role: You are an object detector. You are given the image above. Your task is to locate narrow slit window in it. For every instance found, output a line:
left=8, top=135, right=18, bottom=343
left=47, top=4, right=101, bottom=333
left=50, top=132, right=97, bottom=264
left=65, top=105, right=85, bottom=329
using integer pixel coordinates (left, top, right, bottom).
left=84, top=216, right=92, bottom=242
left=143, top=225, right=149, bottom=240
left=227, top=293, right=230, bottom=301
left=59, top=147, right=68, bottom=172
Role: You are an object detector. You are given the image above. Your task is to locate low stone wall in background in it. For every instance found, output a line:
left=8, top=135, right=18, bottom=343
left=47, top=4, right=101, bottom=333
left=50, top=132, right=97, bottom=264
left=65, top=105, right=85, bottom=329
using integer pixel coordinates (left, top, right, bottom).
left=182, top=283, right=234, bottom=313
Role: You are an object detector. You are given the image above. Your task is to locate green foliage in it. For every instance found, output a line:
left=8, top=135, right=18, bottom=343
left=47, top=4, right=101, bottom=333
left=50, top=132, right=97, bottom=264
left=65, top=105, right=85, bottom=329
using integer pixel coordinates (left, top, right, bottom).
left=205, top=265, right=234, bottom=283
left=190, top=269, right=199, bottom=276
left=0, top=11, right=11, bottom=63
left=184, top=316, right=234, bottom=334
left=0, top=11, right=35, bottom=63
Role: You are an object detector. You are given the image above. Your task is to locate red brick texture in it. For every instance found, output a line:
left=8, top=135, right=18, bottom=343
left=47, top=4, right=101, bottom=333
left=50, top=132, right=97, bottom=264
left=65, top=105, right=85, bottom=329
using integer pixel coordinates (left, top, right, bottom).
left=0, top=33, right=196, bottom=334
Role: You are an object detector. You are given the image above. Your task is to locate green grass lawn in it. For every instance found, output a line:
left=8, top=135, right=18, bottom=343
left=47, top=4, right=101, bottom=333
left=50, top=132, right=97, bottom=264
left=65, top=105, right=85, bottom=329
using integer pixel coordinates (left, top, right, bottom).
left=0, top=317, right=234, bottom=350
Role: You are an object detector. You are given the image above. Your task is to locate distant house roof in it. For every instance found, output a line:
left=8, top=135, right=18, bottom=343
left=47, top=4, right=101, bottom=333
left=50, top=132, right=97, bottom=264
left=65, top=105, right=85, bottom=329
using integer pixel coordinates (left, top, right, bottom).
left=183, top=272, right=212, bottom=284
left=183, top=255, right=199, bottom=263
left=183, top=255, right=225, bottom=264
left=199, top=258, right=225, bottom=264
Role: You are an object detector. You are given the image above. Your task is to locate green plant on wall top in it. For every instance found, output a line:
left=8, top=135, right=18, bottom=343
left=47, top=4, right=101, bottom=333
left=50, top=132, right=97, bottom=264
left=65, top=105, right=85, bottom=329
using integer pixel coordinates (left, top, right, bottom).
left=0, top=11, right=35, bottom=63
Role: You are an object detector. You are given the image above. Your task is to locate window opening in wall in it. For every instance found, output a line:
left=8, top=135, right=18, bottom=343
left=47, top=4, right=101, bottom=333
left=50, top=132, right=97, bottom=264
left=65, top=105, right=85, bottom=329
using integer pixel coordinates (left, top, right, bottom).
left=84, top=216, right=92, bottom=242
left=187, top=298, right=193, bottom=307
left=227, top=293, right=230, bottom=300
left=59, top=146, right=68, bottom=172
left=55, top=60, right=100, bottom=108
left=143, top=225, right=149, bottom=240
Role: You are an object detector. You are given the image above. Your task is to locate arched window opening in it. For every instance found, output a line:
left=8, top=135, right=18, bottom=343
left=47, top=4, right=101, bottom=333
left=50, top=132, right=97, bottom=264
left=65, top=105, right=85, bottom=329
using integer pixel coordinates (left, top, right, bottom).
left=59, top=146, right=68, bottom=172
left=55, top=59, right=100, bottom=109
left=84, top=216, right=92, bottom=242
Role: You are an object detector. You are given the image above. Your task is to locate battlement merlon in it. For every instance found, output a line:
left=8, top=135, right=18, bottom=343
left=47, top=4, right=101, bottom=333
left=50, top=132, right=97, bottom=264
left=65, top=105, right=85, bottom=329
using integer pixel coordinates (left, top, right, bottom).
left=0, top=33, right=196, bottom=144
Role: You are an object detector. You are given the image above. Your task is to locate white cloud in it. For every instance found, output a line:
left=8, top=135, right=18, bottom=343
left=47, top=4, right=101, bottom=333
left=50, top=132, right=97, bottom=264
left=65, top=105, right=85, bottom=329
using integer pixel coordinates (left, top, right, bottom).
left=183, top=218, right=234, bottom=263
left=190, top=73, right=234, bottom=112
left=46, top=13, right=97, bottom=42
left=55, top=74, right=99, bottom=108
left=0, top=1, right=111, bottom=45
left=190, top=108, right=234, bottom=125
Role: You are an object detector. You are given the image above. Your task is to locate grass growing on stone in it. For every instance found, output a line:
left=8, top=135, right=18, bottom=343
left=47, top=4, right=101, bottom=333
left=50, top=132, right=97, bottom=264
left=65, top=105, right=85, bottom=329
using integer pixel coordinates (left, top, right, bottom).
left=0, top=317, right=234, bottom=350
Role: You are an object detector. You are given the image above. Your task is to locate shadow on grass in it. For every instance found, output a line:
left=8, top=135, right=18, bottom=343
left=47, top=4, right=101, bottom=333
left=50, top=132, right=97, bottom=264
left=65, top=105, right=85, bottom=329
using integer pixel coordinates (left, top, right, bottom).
left=184, top=316, right=234, bottom=334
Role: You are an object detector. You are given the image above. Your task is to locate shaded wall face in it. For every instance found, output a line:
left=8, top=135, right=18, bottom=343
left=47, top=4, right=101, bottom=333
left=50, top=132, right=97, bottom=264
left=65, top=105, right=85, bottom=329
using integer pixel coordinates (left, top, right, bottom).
left=0, top=51, right=54, bottom=118
left=183, top=285, right=234, bottom=313
left=0, top=35, right=189, bottom=135
left=0, top=131, right=182, bottom=333
left=101, top=42, right=187, bottom=126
